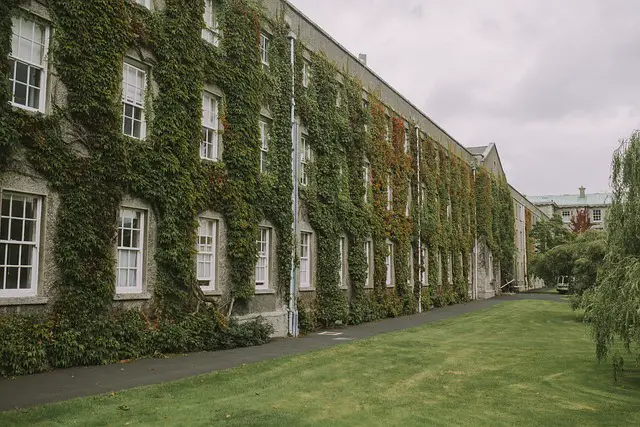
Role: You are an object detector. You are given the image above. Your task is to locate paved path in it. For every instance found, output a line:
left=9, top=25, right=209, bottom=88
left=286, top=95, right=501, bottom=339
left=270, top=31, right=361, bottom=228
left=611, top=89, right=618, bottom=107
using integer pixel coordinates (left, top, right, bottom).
left=0, top=292, right=562, bottom=411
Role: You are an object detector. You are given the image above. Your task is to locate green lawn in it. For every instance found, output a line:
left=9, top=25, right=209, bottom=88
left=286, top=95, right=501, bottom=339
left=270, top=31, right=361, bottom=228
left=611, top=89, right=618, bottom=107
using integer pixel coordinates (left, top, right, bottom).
left=2, top=301, right=640, bottom=427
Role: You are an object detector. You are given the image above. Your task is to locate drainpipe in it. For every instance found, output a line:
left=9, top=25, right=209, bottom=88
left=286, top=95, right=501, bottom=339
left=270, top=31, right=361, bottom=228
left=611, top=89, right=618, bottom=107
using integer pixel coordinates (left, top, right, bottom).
left=288, top=32, right=299, bottom=337
left=473, top=166, right=478, bottom=300
left=415, top=125, right=421, bottom=313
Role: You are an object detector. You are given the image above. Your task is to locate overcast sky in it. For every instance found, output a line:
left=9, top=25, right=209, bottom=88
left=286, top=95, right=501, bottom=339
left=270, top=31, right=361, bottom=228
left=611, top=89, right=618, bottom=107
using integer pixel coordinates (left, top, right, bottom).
left=288, top=0, right=640, bottom=196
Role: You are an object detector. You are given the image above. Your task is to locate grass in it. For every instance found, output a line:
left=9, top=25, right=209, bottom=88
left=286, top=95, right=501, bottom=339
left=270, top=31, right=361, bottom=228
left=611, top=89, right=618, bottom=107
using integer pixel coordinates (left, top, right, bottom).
left=2, top=301, right=640, bottom=426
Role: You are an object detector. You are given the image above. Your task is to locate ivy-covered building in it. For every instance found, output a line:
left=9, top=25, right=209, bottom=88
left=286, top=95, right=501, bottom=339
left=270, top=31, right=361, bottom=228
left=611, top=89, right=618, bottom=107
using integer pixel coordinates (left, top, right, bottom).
left=1, top=0, right=524, bottom=346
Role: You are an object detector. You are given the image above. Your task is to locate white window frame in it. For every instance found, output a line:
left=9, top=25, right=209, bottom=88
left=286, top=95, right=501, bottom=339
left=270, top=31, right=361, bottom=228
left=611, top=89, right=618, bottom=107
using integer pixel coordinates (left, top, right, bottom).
left=339, top=237, right=346, bottom=288
left=404, top=126, right=409, bottom=154
left=387, top=173, right=392, bottom=211
left=407, top=246, right=414, bottom=288
left=135, top=0, right=151, bottom=9
left=336, top=88, right=342, bottom=108
left=592, top=209, right=602, bottom=223
left=0, top=191, right=42, bottom=297
left=260, top=33, right=269, bottom=67
left=202, top=0, right=221, bottom=47
left=385, top=116, right=391, bottom=144
left=300, top=135, right=311, bottom=186
left=116, top=208, right=145, bottom=294
left=406, top=180, right=411, bottom=217
left=364, top=240, right=373, bottom=288
left=9, top=15, right=49, bottom=114
left=299, top=232, right=311, bottom=289
left=447, top=252, right=453, bottom=284
left=421, top=246, right=428, bottom=287
left=197, top=218, right=217, bottom=291
left=201, top=92, right=220, bottom=161
left=255, top=227, right=270, bottom=290
left=302, top=60, right=310, bottom=88
left=385, top=242, right=394, bottom=287
left=363, top=161, right=370, bottom=203
left=122, top=62, right=147, bottom=140
left=468, top=252, right=473, bottom=285
left=562, top=210, right=571, bottom=223
left=260, top=119, right=269, bottom=173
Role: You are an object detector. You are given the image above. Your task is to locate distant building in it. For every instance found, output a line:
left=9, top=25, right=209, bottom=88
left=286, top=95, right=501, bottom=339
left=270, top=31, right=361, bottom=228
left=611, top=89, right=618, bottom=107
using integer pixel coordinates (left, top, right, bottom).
left=528, top=187, right=611, bottom=230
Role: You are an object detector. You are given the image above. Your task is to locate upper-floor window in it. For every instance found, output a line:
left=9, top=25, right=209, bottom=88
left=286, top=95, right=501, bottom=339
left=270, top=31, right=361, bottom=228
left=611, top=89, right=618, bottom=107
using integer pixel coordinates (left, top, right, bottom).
left=561, top=210, right=571, bottom=223
left=201, top=92, right=220, bottom=161
left=299, top=232, right=311, bottom=289
left=592, top=209, right=602, bottom=222
left=302, top=60, right=311, bottom=88
left=0, top=192, right=42, bottom=297
left=405, top=180, right=411, bottom=217
left=447, top=252, right=453, bottom=283
left=116, top=208, right=145, bottom=294
left=336, top=88, right=342, bottom=108
left=260, top=33, right=269, bottom=67
left=300, top=135, right=311, bottom=186
left=135, top=0, right=151, bottom=9
left=386, top=173, right=392, bottom=211
left=259, top=119, right=269, bottom=173
left=446, top=198, right=452, bottom=219
left=404, top=126, right=410, bottom=154
left=122, top=63, right=147, bottom=139
left=202, top=0, right=221, bottom=47
left=363, top=161, right=370, bottom=203
left=9, top=16, right=48, bottom=113
left=197, top=218, right=217, bottom=291
left=385, top=116, right=391, bottom=144
left=255, top=227, right=270, bottom=290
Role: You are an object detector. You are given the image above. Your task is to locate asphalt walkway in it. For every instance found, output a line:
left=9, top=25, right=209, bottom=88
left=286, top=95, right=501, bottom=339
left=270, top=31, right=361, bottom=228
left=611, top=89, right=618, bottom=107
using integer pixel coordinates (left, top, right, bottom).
left=0, top=292, right=562, bottom=411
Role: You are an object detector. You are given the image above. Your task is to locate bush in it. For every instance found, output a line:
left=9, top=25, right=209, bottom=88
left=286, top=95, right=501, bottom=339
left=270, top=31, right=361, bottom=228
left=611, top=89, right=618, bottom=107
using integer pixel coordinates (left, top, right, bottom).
left=0, top=309, right=274, bottom=377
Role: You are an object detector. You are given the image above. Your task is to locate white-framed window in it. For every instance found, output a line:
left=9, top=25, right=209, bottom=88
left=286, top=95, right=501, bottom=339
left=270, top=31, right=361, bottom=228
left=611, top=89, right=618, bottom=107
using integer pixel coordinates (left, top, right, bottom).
left=447, top=252, right=453, bottom=284
left=122, top=63, right=147, bottom=139
left=405, top=180, right=411, bottom=217
left=438, top=252, right=443, bottom=285
left=407, top=246, right=414, bottom=288
left=468, top=252, right=473, bottom=285
left=197, top=218, right=217, bottom=291
left=421, top=183, right=426, bottom=210
left=562, top=210, right=571, bottom=223
left=302, top=60, right=311, bottom=88
left=387, top=173, right=392, bottom=211
left=362, top=98, right=369, bottom=133
left=364, top=240, right=373, bottom=288
left=260, top=33, right=269, bottom=67
left=0, top=192, right=42, bottom=297
left=260, top=119, right=269, bottom=173
left=446, top=198, right=452, bottom=219
left=421, top=245, right=428, bottom=287
left=116, top=208, right=145, bottom=294
left=9, top=16, right=49, bottom=113
left=336, top=89, right=342, bottom=108
left=489, top=253, right=494, bottom=281
left=135, top=0, right=151, bottom=9
left=363, top=161, right=370, bottom=203
left=255, top=227, right=270, bottom=290
left=385, top=116, right=391, bottom=144
left=202, top=0, right=221, bottom=47
left=385, top=242, right=394, bottom=287
left=300, top=135, right=311, bottom=186
left=404, top=126, right=409, bottom=153
left=339, top=237, right=346, bottom=288
left=201, top=92, right=220, bottom=161
left=592, top=209, right=602, bottom=222
left=300, top=232, right=311, bottom=289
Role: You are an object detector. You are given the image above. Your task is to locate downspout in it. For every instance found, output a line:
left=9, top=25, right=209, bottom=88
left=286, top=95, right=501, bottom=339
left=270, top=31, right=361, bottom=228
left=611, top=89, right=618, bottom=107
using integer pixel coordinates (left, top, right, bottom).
left=288, top=32, right=299, bottom=337
left=415, top=125, right=421, bottom=313
left=473, top=166, right=478, bottom=300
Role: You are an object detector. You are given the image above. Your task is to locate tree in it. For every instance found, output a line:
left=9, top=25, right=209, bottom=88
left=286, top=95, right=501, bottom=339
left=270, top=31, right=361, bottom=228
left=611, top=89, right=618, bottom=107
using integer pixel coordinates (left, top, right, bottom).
left=530, top=214, right=573, bottom=254
left=570, top=208, right=592, bottom=234
left=584, top=130, right=640, bottom=375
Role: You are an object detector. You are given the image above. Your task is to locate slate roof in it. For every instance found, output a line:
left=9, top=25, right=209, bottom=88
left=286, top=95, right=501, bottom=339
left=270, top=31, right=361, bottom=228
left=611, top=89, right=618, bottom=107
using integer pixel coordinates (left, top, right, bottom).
left=467, top=146, right=489, bottom=156
left=528, top=193, right=611, bottom=207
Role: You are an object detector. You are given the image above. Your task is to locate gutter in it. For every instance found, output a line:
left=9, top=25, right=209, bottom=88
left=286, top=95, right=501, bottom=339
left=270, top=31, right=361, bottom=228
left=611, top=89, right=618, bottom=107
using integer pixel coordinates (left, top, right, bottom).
left=415, top=124, right=421, bottom=313
left=288, top=31, right=299, bottom=337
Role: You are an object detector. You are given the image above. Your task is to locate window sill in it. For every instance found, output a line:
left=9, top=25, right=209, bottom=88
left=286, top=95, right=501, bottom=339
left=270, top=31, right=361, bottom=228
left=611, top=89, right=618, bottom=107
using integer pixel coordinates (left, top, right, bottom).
left=0, top=296, right=48, bottom=306
left=299, top=287, right=316, bottom=292
left=255, top=288, right=276, bottom=295
left=386, top=284, right=395, bottom=288
left=114, top=292, right=152, bottom=301
left=201, top=290, right=223, bottom=297
left=339, top=286, right=348, bottom=291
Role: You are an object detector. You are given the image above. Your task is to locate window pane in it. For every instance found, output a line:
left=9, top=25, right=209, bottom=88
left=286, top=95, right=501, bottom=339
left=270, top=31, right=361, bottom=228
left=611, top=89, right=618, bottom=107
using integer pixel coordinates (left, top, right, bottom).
left=10, top=219, right=23, bottom=241
left=5, top=267, right=18, bottom=289
left=19, top=267, right=31, bottom=289
left=14, top=61, right=28, bottom=84
left=0, top=218, right=8, bottom=240
left=7, top=244, right=20, bottom=265
left=119, top=250, right=128, bottom=268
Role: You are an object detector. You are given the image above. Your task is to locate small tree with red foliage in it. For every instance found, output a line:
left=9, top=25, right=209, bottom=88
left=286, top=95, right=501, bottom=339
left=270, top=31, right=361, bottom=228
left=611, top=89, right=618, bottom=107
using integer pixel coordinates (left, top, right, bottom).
left=570, top=208, right=592, bottom=234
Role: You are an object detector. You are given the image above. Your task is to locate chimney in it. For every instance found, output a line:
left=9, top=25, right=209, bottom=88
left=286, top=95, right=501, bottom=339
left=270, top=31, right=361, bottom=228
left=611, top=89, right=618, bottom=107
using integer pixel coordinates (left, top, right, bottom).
left=358, top=53, right=367, bottom=65
left=579, top=186, right=586, bottom=198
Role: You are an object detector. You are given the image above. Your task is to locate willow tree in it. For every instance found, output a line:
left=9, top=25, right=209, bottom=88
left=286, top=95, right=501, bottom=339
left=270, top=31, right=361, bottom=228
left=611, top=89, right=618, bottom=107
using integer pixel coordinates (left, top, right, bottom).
left=585, top=130, right=640, bottom=376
